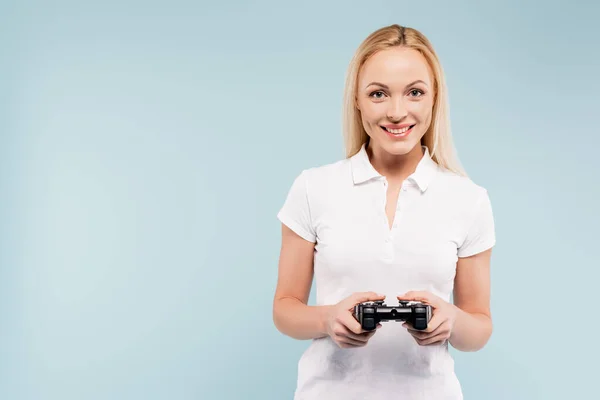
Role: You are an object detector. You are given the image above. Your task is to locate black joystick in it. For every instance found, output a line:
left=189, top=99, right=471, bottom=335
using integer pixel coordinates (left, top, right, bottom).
left=353, top=300, right=433, bottom=331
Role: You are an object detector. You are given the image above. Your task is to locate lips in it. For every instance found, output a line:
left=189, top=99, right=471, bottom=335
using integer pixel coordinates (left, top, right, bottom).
left=381, top=124, right=415, bottom=136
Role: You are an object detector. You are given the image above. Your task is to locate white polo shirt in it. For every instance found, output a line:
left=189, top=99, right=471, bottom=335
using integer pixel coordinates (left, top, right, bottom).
left=277, top=143, right=496, bottom=400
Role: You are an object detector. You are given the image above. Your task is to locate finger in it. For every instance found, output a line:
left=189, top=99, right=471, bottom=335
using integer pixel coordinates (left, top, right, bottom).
left=333, top=337, right=361, bottom=348
left=406, top=320, right=450, bottom=340
left=336, top=336, right=366, bottom=347
left=340, top=310, right=381, bottom=336
left=416, top=310, right=445, bottom=334
left=339, top=312, right=371, bottom=335
left=397, top=291, right=437, bottom=306
left=401, top=291, right=444, bottom=310
left=343, top=323, right=380, bottom=342
left=356, top=323, right=382, bottom=335
left=415, top=331, right=449, bottom=346
left=405, top=327, right=429, bottom=340
left=332, top=323, right=367, bottom=343
left=397, top=290, right=429, bottom=301
left=347, top=291, right=386, bottom=309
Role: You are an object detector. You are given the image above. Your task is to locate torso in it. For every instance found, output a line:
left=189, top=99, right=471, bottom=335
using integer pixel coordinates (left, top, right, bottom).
left=277, top=144, right=495, bottom=400
left=385, top=181, right=402, bottom=230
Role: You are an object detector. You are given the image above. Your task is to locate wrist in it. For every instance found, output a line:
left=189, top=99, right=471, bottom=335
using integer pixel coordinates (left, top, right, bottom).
left=318, top=305, right=333, bottom=336
left=448, top=304, right=462, bottom=339
left=448, top=306, right=493, bottom=351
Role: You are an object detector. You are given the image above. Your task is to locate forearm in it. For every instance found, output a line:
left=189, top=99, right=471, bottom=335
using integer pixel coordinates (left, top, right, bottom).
left=273, top=297, right=331, bottom=340
left=449, top=306, right=493, bottom=352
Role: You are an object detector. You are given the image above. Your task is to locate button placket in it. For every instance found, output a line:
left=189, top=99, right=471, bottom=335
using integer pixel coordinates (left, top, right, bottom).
left=381, top=178, right=389, bottom=228
left=382, top=178, right=394, bottom=246
left=394, top=183, right=411, bottom=230
left=383, top=179, right=397, bottom=263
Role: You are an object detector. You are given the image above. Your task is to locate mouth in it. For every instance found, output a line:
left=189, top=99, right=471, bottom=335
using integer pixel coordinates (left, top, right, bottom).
left=381, top=124, right=415, bottom=138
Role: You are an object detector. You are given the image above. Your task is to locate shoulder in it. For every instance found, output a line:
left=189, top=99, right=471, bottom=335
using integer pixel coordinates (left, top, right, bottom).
left=304, top=157, right=351, bottom=179
left=293, top=157, right=352, bottom=190
left=433, top=167, right=492, bottom=208
left=280, top=157, right=353, bottom=216
left=432, top=169, right=496, bottom=248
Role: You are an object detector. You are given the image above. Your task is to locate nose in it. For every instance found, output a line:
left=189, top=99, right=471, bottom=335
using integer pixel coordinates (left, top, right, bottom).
left=386, top=97, right=407, bottom=122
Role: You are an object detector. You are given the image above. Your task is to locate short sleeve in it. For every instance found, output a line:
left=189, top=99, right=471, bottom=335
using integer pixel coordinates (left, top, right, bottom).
left=457, top=189, right=496, bottom=258
left=277, top=170, right=316, bottom=243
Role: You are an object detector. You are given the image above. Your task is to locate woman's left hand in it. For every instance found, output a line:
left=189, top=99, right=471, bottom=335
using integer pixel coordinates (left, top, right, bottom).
left=397, top=291, right=458, bottom=346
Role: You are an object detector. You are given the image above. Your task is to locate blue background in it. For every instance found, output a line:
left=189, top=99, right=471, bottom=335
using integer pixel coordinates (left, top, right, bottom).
left=1, top=1, right=598, bottom=399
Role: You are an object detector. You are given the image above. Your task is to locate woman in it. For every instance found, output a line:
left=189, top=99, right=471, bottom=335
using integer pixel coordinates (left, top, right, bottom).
left=273, top=24, right=496, bottom=400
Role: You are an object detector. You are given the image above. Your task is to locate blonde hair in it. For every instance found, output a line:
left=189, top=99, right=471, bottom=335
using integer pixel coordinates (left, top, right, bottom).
left=342, top=24, right=467, bottom=176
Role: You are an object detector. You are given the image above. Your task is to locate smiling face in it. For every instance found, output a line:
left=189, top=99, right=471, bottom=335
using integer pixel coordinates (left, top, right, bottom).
left=356, top=46, right=435, bottom=157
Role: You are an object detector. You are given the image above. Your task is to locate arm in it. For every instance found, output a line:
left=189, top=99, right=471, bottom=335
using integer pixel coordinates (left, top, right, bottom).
left=398, top=248, right=493, bottom=351
left=272, top=224, right=331, bottom=340
left=449, top=247, right=493, bottom=352
left=401, top=189, right=496, bottom=349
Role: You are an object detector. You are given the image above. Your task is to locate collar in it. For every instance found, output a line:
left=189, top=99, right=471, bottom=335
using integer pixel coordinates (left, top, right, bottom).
left=349, top=143, right=439, bottom=192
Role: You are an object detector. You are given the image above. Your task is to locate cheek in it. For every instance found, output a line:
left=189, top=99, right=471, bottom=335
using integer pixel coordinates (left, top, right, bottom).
left=408, top=101, right=432, bottom=122
left=360, top=102, right=386, bottom=124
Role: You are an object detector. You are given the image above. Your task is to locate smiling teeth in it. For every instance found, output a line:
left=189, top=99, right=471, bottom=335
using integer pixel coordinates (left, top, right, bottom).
left=386, top=126, right=411, bottom=134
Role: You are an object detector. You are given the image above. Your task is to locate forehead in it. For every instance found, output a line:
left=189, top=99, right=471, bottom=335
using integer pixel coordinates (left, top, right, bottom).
left=358, top=47, right=433, bottom=87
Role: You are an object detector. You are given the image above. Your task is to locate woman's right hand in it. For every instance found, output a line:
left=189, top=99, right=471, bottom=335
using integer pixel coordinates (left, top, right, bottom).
left=324, top=292, right=386, bottom=348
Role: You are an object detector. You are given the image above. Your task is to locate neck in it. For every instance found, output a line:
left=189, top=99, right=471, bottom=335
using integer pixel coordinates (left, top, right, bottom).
left=366, top=141, right=424, bottom=184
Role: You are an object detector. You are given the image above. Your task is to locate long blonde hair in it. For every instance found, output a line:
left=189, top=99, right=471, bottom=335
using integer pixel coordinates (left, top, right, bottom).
left=342, top=24, right=467, bottom=176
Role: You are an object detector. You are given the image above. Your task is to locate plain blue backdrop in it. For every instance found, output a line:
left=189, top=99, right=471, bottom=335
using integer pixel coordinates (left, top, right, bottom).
left=1, top=1, right=599, bottom=399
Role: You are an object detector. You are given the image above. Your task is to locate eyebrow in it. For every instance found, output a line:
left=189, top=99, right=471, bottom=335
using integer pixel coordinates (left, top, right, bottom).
left=366, top=80, right=428, bottom=89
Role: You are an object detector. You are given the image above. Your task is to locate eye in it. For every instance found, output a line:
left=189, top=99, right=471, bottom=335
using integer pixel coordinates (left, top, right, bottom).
left=409, top=89, right=425, bottom=97
left=369, top=90, right=386, bottom=99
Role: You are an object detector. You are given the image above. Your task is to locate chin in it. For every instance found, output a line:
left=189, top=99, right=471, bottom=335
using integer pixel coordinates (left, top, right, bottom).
left=384, top=142, right=415, bottom=155
left=375, top=138, right=421, bottom=156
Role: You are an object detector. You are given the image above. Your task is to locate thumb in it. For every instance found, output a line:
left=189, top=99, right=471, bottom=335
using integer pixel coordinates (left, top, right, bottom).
left=347, top=291, right=386, bottom=308
left=397, top=291, right=440, bottom=307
